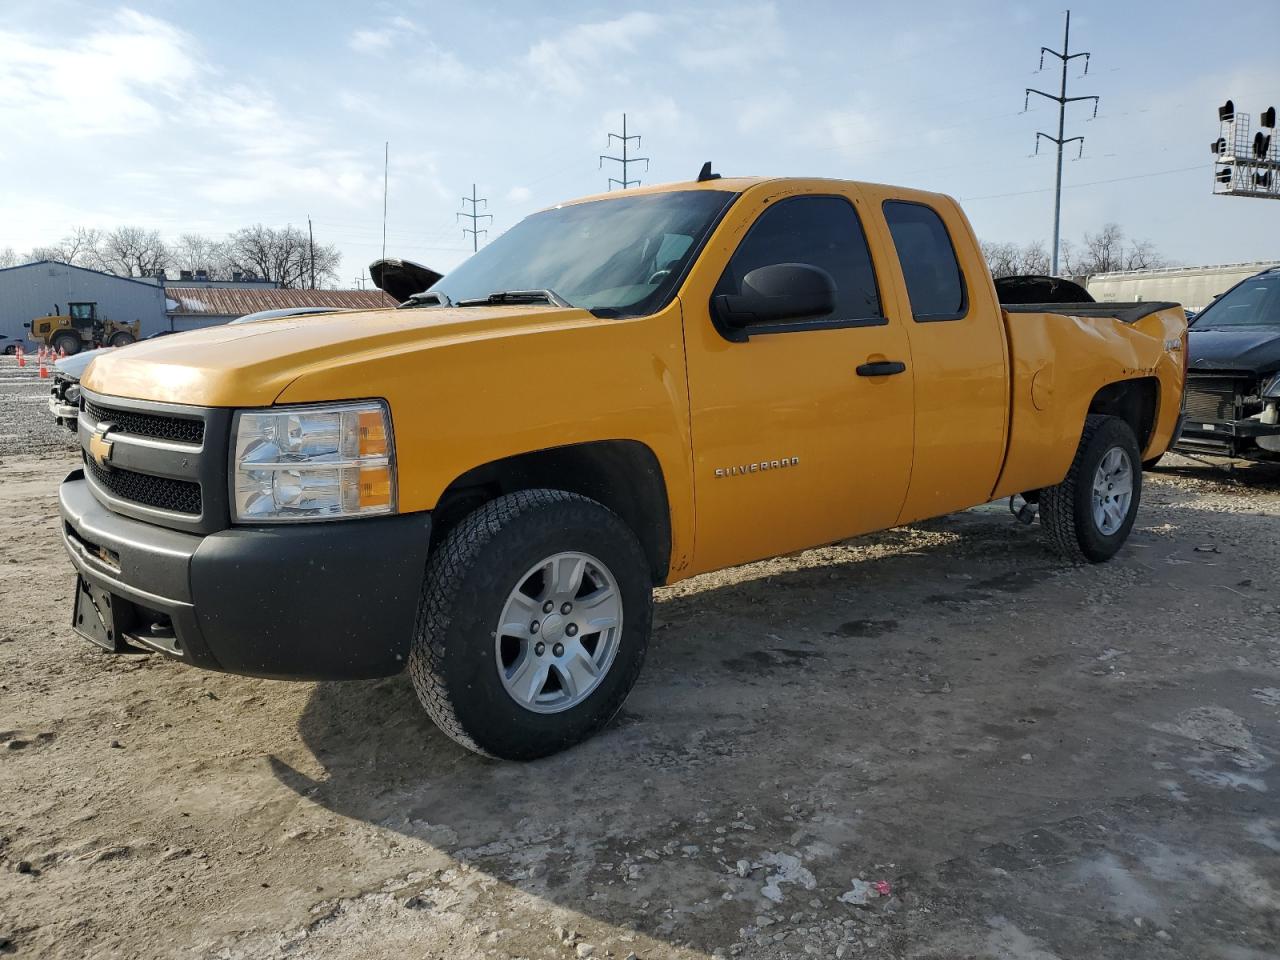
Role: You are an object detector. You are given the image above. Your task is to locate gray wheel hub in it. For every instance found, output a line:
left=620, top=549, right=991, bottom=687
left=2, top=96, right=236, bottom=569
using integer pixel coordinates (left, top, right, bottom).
left=495, top=551, right=622, bottom=714
left=1091, top=446, right=1134, bottom=535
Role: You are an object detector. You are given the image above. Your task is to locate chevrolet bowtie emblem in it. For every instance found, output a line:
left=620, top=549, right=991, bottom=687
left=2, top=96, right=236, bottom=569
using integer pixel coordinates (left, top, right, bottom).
left=89, top=423, right=115, bottom=469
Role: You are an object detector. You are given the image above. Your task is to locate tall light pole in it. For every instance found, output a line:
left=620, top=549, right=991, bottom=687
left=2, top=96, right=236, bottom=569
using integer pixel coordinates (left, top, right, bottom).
left=1025, top=10, right=1098, bottom=275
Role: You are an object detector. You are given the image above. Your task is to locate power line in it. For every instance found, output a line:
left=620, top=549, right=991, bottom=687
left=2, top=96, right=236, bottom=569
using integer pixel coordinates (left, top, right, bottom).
left=457, top=184, right=492, bottom=252
left=961, top=163, right=1205, bottom=202
left=599, top=113, right=648, bottom=190
left=1024, top=9, right=1098, bottom=275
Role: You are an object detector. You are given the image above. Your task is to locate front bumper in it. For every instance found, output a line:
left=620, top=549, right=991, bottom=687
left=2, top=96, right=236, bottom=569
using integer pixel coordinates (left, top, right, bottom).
left=48, top=395, right=77, bottom=422
left=59, top=470, right=432, bottom=680
left=1175, top=417, right=1280, bottom=459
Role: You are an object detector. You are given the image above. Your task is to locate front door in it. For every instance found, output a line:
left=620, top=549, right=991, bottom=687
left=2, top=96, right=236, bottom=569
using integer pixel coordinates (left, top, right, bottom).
left=681, top=186, right=916, bottom=575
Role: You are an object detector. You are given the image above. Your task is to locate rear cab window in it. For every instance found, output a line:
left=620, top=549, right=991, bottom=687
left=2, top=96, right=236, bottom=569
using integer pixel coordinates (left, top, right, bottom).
left=883, top=200, right=968, bottom=322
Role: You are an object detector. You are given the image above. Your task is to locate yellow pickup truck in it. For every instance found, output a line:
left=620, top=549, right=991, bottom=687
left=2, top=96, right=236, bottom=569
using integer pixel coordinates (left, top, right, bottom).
left=60, top=174, right=1187, bottom=759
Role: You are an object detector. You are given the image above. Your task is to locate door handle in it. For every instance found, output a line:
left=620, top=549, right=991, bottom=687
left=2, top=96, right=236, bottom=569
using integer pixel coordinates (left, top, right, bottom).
left=856, top=360, right=907, bottom=377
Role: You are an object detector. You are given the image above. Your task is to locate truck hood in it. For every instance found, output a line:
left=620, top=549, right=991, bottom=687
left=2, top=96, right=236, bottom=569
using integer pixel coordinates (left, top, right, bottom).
left=1187, top=326, right=1280, bottom=375
left=81, top=304, right=597, bottom=407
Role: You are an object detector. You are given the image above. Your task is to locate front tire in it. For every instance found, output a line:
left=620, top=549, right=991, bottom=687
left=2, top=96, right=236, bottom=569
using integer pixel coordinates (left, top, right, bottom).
left=408, top=489, right=652, bottom=760
left=109, top=332, right=135, bottom=348
left=51, top=333, right=80, bottom=356
left=1040, top=415, right=1142, bottom=563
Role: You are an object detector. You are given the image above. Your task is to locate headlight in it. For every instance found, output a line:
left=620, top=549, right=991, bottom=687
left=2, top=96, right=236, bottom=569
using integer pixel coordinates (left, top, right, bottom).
left=1262, top=372, right=1280, bottom=399
left=231, top=401, right=395, bottom=523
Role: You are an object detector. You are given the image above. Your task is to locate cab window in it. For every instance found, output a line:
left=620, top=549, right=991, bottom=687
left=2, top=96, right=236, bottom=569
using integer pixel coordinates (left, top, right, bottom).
left=714, top=195, right=884, bottom=334
left=883, top=201, right=967, bottom=321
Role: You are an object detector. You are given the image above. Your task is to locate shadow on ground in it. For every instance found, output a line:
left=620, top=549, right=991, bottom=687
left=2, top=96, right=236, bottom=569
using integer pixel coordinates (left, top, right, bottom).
left=271, top=507, right=1280, bottom=957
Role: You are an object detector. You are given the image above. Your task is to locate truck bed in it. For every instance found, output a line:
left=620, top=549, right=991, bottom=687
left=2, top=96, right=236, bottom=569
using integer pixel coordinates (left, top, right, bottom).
left=1003, top=301, right=1181, bottom=325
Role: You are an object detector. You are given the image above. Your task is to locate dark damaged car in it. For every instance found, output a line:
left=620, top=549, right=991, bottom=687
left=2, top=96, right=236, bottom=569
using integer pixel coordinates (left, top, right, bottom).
left=1177, top=266, right=1280, bottom=461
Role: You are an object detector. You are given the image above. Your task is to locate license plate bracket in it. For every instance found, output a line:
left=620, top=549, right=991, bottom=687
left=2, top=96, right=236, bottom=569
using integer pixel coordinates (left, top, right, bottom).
left=72, top=576, right=129, bottom=652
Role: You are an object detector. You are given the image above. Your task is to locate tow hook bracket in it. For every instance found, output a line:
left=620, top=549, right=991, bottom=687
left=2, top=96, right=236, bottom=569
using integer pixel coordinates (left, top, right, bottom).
left=1009, top=495, right=1038, bottom=526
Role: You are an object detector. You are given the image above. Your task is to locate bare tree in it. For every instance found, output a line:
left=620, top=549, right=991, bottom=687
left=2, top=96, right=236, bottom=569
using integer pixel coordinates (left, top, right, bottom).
left=1063, top=223, right=1171, bottom=276
left=987, top=225, right=1170, bottom=279
left=0, top=247, right=17, bottom=269
left=98, top=226, right=170, bottom=277
left=980, top=239, right=1052, bottom=279
left=170, top=233, right=233, bottom=279
left=226, top=224, right=340, bottom=288
left=23, top=227, right=103, bottom=268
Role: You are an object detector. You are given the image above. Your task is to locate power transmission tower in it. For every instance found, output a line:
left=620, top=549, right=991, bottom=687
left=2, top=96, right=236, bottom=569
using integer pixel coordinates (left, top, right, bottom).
left=599, top=113, right=649, bottom=189
left=457, top=184, right=492, bottom=252
left=1025, top=9, right=1098, bottom=276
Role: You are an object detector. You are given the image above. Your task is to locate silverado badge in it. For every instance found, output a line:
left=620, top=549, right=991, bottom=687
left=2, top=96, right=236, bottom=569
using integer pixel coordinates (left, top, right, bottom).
left=89, top=423, right=115, bottom=469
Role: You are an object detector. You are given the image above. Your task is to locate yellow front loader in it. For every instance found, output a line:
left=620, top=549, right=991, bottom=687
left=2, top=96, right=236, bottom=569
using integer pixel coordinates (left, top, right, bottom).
left=26, top=302, right=139, bottom=356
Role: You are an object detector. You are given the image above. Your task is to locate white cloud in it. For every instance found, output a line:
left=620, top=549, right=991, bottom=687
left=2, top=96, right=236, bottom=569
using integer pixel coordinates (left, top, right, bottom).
left=507, top=186, right=532, bottom=203
left=349, top=17, right=422, bottom=54
left=349, top=28, right=394, bottom=53
left=526, top=12, right=664, bottom=96
left=821, top=109, right=884, bottom=162
left=673, top=2, right=784, bottom=72
left=0, top=9, right=200, bottom=137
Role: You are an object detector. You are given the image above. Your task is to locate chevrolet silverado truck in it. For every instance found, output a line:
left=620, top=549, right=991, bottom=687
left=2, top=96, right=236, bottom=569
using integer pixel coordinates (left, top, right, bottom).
left=59, top=174, right=1188, bottom=759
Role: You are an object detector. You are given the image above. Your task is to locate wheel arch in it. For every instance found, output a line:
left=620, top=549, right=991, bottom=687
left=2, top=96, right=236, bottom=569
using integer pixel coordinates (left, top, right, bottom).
left=430, top=439, right=673, bottom=585
left=1087, top=376, right=1159, bottom=454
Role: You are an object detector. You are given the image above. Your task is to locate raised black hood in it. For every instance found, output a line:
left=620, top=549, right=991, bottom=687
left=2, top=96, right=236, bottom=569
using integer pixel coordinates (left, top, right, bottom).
left=1188, top=326, right=1280, bottom=375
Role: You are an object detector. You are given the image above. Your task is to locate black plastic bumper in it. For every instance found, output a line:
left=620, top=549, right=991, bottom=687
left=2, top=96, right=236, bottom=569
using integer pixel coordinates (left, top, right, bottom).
left=59, top=471, right=432, bottom=680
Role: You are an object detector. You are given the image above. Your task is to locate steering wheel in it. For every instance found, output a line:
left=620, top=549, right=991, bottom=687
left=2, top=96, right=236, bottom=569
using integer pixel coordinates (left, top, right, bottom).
left=647, top=268, right=672, bottom=285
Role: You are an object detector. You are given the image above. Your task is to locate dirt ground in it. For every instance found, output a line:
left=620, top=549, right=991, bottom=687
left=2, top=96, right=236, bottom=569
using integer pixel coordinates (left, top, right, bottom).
left=1, top=353, right=1278, bottom=960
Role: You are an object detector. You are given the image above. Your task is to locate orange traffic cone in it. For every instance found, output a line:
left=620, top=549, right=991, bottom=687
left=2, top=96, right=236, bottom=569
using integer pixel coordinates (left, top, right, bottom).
left=58, top=346, right=66, bottom=359
left=16, top=346, right=24, bottom=367
left=38, top=354, right=48, bottom=379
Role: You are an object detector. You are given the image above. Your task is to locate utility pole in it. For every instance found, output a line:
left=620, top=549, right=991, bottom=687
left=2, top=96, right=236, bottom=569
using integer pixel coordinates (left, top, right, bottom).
left=381, top=141, right=389, bottom=263
left=457, top=184, right=492, bottom=252
left=1025, top=10, right=1098, bottom=275
left=307, top=215, right=315, bottom=289
left=599, top=113, right=649, bottom=189
left=353, top=271, right=367, bottom=290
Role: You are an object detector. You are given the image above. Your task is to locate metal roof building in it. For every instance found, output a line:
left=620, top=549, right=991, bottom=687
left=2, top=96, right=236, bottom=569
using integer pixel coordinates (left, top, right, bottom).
left=0, top=260, right=168, bottom=343
left=166, top=287, right=397, bottom=330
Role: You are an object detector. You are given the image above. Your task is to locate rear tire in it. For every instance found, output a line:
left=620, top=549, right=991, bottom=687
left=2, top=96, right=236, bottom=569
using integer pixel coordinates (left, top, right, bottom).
left=408, top=489, right=652, bottom=760
left=1040, top=415, right=1142, bottom=563
left=51, top=333, right=80, bottom=356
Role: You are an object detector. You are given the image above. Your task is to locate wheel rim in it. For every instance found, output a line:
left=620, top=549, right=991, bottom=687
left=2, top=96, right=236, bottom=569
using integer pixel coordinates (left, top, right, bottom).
left=495, top=551, right=623, bottom=714
left=1091, top=446, right=1134, bottom=535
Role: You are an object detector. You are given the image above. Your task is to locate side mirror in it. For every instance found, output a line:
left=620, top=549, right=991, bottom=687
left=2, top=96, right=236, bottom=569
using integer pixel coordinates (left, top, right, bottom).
left=22, top=322, right=30, bottom=329
left=713, top=263, right=836, bottom=339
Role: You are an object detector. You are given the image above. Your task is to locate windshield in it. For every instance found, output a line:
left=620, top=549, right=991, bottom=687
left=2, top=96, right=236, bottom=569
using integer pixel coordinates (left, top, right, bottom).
left=430, top=190, right=736, bottom=315
left=1192, top=273, right=1280, bottom=329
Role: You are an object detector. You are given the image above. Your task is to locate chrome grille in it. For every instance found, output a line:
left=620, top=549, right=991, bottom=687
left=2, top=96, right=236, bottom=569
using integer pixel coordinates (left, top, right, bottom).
left=84, top=400, right=204, bottom=444
left=83, top=454, right=203, bottom=516
left=78, top=389, right=230, bottom=534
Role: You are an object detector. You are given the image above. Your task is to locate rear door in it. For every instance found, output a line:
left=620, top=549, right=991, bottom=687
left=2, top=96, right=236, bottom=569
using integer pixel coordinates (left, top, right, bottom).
left=680, top=184, right=916, bottom=574
left=869, top=192, right=1010, bottom=522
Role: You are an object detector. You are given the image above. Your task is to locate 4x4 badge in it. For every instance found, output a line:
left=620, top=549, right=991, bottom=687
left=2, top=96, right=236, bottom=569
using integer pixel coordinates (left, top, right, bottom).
left=89, top=423, right=115, bottom=469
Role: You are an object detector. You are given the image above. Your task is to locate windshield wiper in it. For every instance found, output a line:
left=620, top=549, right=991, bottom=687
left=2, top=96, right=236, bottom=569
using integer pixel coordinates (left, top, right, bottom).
left=398, top=291, right=452, bottom=308
left=456, top=289, right=571, bottom=308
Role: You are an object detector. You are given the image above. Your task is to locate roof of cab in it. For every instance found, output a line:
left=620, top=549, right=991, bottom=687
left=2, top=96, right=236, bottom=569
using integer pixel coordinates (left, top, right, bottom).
left=550, top=175, right=959, bottom=211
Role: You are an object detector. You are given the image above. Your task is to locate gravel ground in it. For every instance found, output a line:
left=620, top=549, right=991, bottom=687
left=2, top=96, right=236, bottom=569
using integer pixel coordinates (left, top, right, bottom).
left=0, top=355, right=79, bottom=458
left=1, top=352, right=1278, bottom=960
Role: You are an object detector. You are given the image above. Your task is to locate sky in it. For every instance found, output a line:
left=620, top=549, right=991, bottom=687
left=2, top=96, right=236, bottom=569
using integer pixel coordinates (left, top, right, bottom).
left=1, top=0, right=1278, bottom=284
